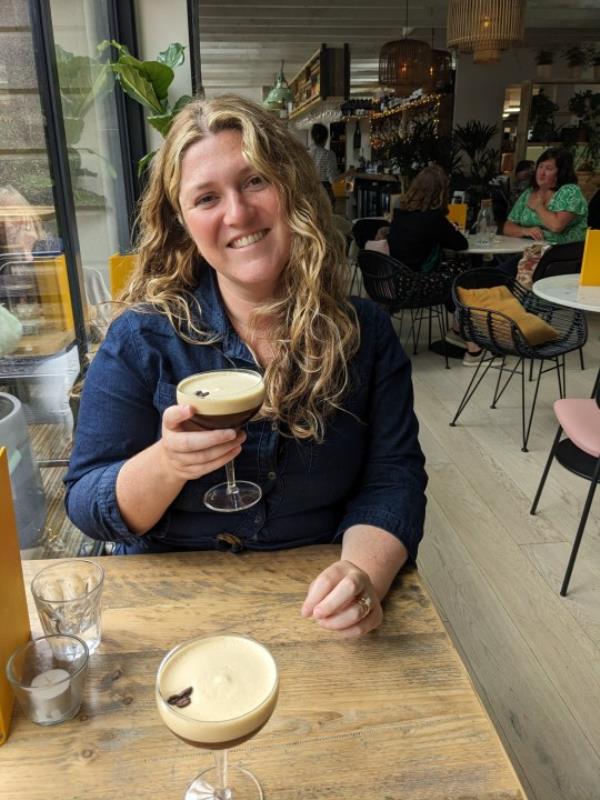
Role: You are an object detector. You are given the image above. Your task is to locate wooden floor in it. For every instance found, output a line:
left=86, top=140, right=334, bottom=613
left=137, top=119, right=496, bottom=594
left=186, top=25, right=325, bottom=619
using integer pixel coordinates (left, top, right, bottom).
left=408, top=313, right=600, bottom=800
left=23, top=301, right=600, bottom=800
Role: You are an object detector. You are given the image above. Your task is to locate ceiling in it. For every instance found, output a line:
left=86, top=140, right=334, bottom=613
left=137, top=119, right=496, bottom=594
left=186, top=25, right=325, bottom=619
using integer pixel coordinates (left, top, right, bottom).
left=195, top=0, right=600, bottom=96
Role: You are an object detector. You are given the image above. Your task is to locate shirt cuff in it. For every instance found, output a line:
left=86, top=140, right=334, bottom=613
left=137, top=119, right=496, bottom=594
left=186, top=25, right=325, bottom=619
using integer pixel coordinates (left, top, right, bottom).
left=95, top=461, right=171, bottom=544
left=333, top=505, right=425, bottom=562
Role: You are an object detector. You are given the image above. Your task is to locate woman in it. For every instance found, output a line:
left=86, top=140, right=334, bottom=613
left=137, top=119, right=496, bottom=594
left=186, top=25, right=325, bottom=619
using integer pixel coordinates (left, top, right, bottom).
left=387, top=165, right=468, bottom=272
left=65, top=96, right=427, bottom=638
left=504, top=147, right=588, bottom=245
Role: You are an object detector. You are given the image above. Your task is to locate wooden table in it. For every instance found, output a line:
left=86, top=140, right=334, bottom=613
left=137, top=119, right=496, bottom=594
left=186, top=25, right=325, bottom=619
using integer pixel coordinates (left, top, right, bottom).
left=3, top=549, right=526, bottom=800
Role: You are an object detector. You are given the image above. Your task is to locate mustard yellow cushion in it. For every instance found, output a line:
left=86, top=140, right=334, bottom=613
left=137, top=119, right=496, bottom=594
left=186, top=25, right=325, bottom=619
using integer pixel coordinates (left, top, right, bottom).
left=457, top=285, right=559, bottom=346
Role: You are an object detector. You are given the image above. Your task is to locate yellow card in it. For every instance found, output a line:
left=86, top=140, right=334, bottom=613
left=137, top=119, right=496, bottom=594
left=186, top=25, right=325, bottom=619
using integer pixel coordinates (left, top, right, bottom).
left=579, top=228, right=600, bottom=286
left=0, top=447, right=31, bottom=745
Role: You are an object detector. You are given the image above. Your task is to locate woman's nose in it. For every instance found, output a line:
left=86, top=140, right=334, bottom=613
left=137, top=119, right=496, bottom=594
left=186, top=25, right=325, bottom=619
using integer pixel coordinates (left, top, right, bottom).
left=223, top=191, right=253, bottom=225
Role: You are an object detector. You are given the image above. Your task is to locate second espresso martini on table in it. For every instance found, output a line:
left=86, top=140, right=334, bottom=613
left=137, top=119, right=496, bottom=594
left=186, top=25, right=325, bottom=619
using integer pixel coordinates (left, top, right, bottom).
left=177, top=369, right=265, bottom=512
left=156, top=634, right=279, bottom=800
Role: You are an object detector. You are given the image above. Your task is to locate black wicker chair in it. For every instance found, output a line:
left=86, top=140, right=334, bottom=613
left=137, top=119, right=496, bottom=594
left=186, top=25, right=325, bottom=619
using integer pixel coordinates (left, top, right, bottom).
left=357, top=249, right=453, bottom=367
left=449, top=267, right=588, bottom=451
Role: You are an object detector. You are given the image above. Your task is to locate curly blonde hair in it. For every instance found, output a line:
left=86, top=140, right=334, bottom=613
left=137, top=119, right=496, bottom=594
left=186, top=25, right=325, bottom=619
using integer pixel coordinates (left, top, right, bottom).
left=401, top=165, right=449, bottom=213
left=120, top=95, right=359, bottom=441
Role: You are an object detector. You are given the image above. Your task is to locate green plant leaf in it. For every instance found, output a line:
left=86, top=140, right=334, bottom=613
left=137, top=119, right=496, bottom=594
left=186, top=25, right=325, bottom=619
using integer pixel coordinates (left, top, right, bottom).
left=172, top=94, right=193, bottom=114
left=148, top=111, right=175, bottom=136
left=157, top=43, right=186, bottom=69
left=118, top=56, right=174, bottom=101
left=97, top=39, right=130, bottom=58
left=137, top=150, right=157, bottom=176
left=111, top=63, right=163, bottom=113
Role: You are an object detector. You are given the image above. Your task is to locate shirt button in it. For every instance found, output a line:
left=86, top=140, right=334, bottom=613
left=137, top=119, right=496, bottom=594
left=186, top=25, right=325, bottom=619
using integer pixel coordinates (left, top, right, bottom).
left=271, top=422, right=278, bottom=432
left=268, top=471, right=276, bottom=480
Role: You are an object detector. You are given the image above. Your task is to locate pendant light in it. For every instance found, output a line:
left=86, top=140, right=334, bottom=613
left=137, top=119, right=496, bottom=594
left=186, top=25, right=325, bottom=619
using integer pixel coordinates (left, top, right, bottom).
left=447, top=0, right=525, bottom=64
left=425, top=18, right=452, bottom=92
left=264, top=61, right=294, bottom=117
left=378, top=0, right=431, bottom=95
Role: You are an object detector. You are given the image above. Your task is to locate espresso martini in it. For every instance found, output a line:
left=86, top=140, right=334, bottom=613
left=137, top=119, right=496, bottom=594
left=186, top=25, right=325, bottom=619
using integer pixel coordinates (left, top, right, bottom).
left=177, top=370, right=265, bottom=430
left=156, top=634, right=279, bottom=749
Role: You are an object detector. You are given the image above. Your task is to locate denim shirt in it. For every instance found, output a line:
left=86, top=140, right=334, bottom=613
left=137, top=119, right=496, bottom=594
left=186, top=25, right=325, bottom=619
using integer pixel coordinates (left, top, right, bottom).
left=65, top=268, right=427, bottom=557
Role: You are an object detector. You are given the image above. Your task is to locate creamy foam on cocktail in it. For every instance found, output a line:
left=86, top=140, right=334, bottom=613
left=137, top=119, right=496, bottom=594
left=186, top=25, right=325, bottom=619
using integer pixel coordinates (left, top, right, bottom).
left=156, top=634, right=279, bottom=747
left=177, top=370, right=264, bottom=429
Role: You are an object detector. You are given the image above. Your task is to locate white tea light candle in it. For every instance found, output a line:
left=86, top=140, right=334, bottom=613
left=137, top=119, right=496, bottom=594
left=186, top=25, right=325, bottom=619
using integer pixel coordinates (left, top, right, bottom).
left=29, top=669, right=71, bottom=723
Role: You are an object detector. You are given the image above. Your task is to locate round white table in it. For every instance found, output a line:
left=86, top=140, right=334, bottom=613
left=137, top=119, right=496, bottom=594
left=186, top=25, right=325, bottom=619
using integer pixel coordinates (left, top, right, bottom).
left=467, top=234, right=532, bottom=255
left=532, top=273, right=600, bottom=313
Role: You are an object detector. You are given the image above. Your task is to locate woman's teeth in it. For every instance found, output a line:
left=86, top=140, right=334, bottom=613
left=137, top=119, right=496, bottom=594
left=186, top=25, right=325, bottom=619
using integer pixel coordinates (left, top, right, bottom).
left=230, top=230, right=267, bottom=248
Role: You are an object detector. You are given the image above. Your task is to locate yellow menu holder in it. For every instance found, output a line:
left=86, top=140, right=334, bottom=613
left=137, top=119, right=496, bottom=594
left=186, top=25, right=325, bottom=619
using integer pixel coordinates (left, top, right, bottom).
left=579, top=228, right=600, bottom=286
left=447, top=203, right=468, bottom=231
left=0, top=447, right=31, bottom=745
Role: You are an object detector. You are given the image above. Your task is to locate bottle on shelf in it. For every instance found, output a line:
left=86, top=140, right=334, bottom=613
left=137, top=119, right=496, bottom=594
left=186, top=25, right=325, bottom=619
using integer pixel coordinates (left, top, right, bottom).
left=474, top=198, right=495, bottom=245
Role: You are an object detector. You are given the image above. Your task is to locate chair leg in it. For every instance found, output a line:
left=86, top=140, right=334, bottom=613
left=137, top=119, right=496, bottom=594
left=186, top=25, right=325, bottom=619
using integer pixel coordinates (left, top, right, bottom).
left=530, top=424, right=563, bottom=515
left=450, top=355, right=495, bottom=427
left=437, top=305, right=450, bottom=369
left=522, top=359, right=544, bottom=452
left=561, top=456, right=600, bottom=596
left=579, top=346, right=585, bottom=372
left=491, top=357, right=522, bottom=408
left=555, top=355, right=563, bottom=399
left=491, top=356, right=507, bottom=408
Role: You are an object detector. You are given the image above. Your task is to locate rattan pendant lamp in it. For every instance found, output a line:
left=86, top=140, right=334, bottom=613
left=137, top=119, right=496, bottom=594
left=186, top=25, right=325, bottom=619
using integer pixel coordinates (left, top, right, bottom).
left=447, top=0, right=526, bottom=64
left=378, top=0, right=431, bottom=95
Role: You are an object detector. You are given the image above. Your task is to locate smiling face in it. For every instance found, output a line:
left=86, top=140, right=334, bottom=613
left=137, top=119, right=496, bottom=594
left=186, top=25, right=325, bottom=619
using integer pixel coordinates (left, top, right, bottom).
left=535, top=158, right=558, bottom=190
left=178, top=129, right=292, bottom=301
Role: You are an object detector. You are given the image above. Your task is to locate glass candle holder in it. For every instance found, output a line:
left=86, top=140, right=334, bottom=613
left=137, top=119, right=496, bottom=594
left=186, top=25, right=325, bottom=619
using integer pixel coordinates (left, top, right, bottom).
left=6, top=634, right=89, bottom=726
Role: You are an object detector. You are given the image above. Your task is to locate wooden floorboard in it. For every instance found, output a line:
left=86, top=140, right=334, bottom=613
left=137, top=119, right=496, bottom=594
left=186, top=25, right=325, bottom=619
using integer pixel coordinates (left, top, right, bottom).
left=412, top=312, right=600, bottom=800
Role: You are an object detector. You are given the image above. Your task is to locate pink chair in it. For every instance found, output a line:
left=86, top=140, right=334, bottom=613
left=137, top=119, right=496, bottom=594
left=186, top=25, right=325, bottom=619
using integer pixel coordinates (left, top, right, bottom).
left=530, top=397, right=600, bottom=595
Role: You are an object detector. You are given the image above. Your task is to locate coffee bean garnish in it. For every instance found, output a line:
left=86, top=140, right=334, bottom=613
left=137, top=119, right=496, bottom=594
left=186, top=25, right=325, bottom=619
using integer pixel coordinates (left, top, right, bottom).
left=167, top=686, right=193, bottom=707
left=195, top=390, right=210, bottom=398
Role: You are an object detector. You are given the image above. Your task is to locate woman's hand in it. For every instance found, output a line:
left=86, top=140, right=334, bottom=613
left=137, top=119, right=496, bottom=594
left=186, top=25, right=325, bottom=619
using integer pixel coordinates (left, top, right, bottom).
left=527, top=191, right=545, bottom=211
left=301, top=560, right=383, bottom=637
left=524, top=226, right=545, bottom=241
left=158, top=404, right=246, bottom=481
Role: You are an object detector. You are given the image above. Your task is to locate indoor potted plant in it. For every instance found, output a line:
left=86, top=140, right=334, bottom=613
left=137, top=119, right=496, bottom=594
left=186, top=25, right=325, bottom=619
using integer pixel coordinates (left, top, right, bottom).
left=535, top=50, right=554, bottom=80
left=562, top=45, right=587, bottom=80
left=588, top=46, right=600, bottom=81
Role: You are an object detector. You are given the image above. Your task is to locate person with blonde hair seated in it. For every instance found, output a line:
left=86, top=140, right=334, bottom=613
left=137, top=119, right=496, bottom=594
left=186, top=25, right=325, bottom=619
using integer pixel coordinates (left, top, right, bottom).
left=388, top=165, right=468, bottom=272
left=65, top=95, right=427, bottom=638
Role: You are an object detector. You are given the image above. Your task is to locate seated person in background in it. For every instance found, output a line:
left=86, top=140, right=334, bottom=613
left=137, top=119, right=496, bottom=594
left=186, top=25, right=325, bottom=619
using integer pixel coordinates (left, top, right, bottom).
left=308, top=123, right=339, bottom=207
left=504, top=148, right=588, bottom=245
left=509, top=160, right=534, bottom=208
left=65, top=96, right=427, bottom=638
left=388, top=165, right=468, bottom=272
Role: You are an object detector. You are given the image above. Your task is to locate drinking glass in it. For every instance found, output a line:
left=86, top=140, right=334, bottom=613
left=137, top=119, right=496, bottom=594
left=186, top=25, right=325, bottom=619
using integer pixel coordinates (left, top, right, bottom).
left=177, top=369, right=265, bottom=513
left=31, top=560, right=105, bottom=654
left=156, top=633, right=279, bottom=800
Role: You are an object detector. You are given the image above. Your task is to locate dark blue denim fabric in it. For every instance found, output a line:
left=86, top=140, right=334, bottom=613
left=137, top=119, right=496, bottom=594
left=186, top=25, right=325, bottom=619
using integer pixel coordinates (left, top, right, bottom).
left=65, top=267, right=427, bottom=557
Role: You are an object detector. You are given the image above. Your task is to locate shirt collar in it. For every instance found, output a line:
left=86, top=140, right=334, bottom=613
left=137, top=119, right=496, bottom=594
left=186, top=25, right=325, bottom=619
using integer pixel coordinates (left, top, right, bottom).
left=192, top=263, right=258, bottom=365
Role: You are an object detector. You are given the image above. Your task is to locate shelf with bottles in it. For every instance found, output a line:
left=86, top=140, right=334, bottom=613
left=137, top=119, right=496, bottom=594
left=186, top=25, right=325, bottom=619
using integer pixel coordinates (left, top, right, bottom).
left=369, top=93, right=453, bottom=153
left=289, top=44, right=350, bottom=121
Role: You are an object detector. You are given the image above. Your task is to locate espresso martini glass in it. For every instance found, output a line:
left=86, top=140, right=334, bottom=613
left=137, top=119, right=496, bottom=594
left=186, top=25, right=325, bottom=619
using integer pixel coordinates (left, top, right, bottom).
left=177, top=369, right=265, bottom=512
left=156, top=633, right=279, bottom=800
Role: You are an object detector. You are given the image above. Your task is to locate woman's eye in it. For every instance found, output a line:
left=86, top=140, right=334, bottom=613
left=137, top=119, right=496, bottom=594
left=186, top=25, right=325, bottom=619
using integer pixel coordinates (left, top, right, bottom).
left=247, top=175, right=266, bottom=189
left=195, top=194, right=217, bottom=207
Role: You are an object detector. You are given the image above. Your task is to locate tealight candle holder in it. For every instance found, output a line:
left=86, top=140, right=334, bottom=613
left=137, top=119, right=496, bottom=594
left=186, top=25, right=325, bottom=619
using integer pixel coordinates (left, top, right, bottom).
left=6, top=635, right=89, bottom=726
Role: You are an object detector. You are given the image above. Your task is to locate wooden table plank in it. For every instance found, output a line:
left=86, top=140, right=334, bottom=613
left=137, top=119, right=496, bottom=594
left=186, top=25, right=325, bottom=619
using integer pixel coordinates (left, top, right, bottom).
left=2, top=548, right=526, bottom=799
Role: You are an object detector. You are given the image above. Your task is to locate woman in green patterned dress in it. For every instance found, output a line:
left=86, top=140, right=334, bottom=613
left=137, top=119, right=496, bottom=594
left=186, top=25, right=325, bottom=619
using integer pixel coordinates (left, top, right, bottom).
left=504, top=147, right=588, bottom=244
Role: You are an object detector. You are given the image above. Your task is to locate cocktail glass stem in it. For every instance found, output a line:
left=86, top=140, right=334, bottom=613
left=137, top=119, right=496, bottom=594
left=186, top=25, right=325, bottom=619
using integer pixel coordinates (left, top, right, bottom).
left=212, top=749, right=229, bottom=797
left=224, top=461, right=242, bottom=509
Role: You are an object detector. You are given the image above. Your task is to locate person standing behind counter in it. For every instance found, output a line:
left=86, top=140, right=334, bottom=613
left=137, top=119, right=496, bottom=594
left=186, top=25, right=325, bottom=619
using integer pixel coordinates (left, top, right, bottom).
left=308, top=123, right=339, bottom=206
left=65, top=95, right=427, bottom=638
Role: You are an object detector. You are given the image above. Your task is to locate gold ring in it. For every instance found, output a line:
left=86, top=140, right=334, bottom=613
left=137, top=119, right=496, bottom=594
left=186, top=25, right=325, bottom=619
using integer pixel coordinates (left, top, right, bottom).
left=356, top=593, right=372, bottom=620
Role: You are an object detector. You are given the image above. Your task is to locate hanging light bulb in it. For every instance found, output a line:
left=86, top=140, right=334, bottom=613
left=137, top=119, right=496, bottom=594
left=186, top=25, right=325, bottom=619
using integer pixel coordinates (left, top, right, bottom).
left=378, top=0, right=431, bottom=96
left=264, top=61, right=294, bottom=118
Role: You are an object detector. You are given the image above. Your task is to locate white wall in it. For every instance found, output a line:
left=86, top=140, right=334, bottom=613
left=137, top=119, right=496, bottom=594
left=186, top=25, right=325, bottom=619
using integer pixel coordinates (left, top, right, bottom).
left=134, top=0, right=192, bottom=151
left=453, top=47, right=538, bottom=150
